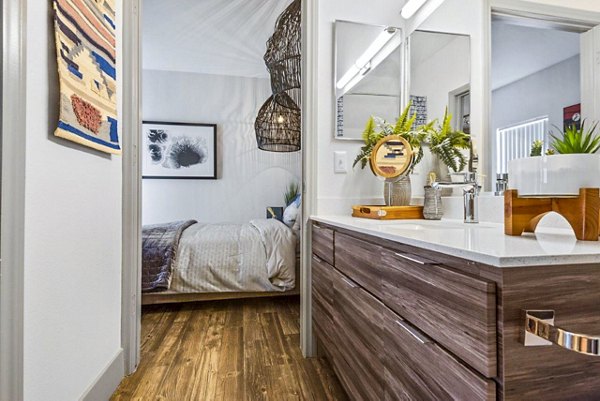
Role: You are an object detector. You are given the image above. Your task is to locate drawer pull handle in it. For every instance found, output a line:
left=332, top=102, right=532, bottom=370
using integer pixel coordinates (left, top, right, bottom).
left=394, top=252, right=430, bottom=265
left=396, top=320, right=431, bottom=344
left=312, top=254, right=323, bottom=263
left=524, top=310, right=600, bottom=356
left=341, top=277, right=358, bottom=289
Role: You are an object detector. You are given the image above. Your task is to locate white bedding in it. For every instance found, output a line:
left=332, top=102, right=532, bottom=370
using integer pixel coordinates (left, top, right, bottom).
left=170, top=219, right=296, bottom=293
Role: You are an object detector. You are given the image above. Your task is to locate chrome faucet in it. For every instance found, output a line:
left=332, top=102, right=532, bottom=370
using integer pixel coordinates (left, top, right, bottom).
left=432, top=172, right=480, bottom=224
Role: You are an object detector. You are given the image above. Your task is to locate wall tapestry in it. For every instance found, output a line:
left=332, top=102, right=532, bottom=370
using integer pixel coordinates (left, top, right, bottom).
left=52, top=0, right=120, bottom=154
left=142, top=122, right=217, bottom=179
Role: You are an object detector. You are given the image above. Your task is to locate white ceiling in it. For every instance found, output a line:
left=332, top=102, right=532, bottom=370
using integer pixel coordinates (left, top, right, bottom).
left=142, top=0, right=293, bottom=78
left=492, top=21, right=581, bottom=90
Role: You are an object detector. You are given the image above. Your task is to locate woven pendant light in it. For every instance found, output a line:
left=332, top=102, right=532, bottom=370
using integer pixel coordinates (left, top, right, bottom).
left=255, top=92, right=301, bottom=152
left=264, top=0, right=301, bottom=97
left=255, top=0, right=301, bottom=152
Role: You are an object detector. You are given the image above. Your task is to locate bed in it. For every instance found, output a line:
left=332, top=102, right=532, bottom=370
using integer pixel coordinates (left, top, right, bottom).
left=141, top=218, right=299, bottom=305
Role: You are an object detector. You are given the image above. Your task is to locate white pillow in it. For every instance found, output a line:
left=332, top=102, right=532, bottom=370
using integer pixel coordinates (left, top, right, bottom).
left=283, top=194, right=301, bottom=228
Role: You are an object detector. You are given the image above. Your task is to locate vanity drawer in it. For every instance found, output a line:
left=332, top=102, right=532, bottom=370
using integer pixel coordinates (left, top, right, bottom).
left=381, top=249, right=497, bottom=378
left=312, top=223, right=335, bottom=265
left=311, top=254, right=336, bottom=352
left=332, top=268, right=384, bottom=401
left=335, top=232, right=383, bottom=298
left=383, top=307, right=496, bottom=401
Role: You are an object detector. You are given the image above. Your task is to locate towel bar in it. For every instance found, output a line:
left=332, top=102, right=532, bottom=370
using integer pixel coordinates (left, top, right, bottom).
left=523, top=310, right=600, bottom=356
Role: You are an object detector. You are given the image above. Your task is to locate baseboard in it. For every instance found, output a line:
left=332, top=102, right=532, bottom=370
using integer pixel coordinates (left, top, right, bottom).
left=79, top=349, right=124, bottom=401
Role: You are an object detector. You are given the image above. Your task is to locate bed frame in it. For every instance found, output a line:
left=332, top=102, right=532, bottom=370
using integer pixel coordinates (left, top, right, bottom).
left=142, top=256, right=302, bottom=305
left=142, top=287, right=300, bottom=305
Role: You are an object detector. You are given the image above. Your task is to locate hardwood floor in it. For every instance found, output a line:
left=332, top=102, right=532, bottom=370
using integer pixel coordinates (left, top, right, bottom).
left=111, top=296, right=348, bottom=401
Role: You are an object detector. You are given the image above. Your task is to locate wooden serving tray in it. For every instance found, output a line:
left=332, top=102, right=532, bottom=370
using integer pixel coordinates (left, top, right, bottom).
left=352, top=205, right=424, bottom=220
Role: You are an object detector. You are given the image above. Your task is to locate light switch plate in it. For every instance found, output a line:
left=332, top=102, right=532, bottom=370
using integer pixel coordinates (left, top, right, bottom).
left=334, top=151, right=348, bottom=173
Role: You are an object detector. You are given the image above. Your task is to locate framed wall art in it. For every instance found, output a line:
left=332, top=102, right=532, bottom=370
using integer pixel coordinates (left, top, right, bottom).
left=142, top=121, right=217, bottom=179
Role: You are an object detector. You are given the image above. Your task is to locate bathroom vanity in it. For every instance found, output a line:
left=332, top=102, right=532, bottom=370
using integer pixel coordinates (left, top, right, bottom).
left=311, top=216, right=600, bottom=400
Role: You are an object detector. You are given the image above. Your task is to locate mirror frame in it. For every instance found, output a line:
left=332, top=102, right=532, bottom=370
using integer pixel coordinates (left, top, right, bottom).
left=333, top=19, right=407, bottom=141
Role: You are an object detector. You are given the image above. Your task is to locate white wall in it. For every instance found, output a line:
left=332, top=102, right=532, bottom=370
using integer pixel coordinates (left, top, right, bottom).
left=316, top=0, right=407, bottom=214
left=491, top=56, right=581, bottom=174
left=23, top=1, right=123, bottom=400
left=142, top=69, right=301, bottom=224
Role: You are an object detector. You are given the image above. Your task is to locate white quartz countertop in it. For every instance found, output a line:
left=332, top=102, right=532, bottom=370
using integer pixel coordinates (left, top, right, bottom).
left=311, top=215, right=600, bottom=268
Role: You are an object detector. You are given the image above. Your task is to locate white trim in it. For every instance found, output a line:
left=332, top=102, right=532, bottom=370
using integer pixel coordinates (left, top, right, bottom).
left=0, top=0, right=27, bottom=399
left=300, top=0, right=318, bottom=357
left=79, top=349, right=125, bottom=401
left=121, top=0, right=142, bottom=375
left=490, top=0, right=600, bottom=25
left=581, top=25, right=600, bottom=123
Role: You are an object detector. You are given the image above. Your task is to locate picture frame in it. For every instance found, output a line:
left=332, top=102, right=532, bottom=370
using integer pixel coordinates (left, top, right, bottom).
left=142, top=121, right=217, bottom=179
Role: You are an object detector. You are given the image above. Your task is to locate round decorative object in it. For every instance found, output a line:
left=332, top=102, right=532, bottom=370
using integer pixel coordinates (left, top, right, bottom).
left=370, top=135, right=413, bottom=179
left=255, top=92, right=301, bottom=152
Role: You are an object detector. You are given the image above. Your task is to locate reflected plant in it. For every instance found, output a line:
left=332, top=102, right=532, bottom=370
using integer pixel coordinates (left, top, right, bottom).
left=549, top=121, right=600, bottom=154
left=422, top=108, right=471, bottom=173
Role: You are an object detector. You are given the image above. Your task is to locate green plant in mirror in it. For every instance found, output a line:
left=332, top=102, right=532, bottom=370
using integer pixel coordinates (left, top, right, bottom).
left=352, top=102, right=427, bottom=173
left=424, top=108, right=471, bottom=173
left=530, top=139, right=543, bottom=157
left=549, top=121, right=600, bottom=154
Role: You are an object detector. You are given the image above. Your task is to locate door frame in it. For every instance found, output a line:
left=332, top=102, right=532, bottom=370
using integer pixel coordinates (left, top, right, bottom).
left=0, top=0, right=27, bottom=399
left=120, top=0, right=319, bottom=373
left=121, top=0, right=142, bottom=375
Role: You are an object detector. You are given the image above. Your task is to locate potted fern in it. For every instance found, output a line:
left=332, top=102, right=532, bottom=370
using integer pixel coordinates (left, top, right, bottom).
left=510, top=121, right=600, bottom=196
left=423, top=109, right=471, bottom=185
left=352, top=103, right=427, bottom=206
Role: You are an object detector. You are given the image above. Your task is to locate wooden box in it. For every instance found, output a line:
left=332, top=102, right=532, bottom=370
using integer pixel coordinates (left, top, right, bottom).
left=352, top=205, right=424, bottom=220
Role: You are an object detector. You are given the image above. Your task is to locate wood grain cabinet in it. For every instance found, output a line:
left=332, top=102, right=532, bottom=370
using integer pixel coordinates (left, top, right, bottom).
left=332, top=268, right=384, bottom=401
left=311, top=221, right=600, bottom=401
left=380, top=249, right=497, bottom=378
left=383, top=308, right=496, bottom=401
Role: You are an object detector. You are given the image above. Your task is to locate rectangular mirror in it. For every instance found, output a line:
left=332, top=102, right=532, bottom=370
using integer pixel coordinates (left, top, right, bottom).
left=487, top=13, right=590, bottom=191
left=407, top=30, right=471, bottom=194
left=334, top=20, right=404, bottom=140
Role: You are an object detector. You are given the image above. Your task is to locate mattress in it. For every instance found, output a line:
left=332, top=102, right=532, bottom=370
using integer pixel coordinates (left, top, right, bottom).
left=170, top=219, right=296, bottom=293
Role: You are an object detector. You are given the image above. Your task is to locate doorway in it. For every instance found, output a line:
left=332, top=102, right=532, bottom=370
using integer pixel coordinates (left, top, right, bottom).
left=121, top=0, right=315, bottom=378
left=484, top=3, right=600, bottom=190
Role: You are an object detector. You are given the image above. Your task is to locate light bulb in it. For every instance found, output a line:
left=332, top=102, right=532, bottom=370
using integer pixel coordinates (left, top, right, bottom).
left=277, top=115, right=285, bottom=124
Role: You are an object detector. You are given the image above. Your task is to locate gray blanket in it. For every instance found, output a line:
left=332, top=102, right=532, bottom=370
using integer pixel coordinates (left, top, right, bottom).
left=142, top=220, right=197, bottom=292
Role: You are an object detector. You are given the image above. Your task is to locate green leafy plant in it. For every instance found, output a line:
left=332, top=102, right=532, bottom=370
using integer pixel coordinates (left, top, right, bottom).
left=550, top=121, right=600, bottom=154
left=283, top=181, right=300, bottom=206
left=530, top=139, right=543, bottom=157
left=423, top=108, right=471, bottom=172
left=352, top=102, right=427, bottom=173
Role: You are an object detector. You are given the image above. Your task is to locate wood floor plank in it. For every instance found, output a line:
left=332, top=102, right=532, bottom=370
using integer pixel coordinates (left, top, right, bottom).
left=111, top=296, right=347, bottom=401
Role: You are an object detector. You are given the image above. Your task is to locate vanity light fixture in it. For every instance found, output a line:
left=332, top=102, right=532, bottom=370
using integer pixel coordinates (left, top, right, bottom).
left=336, top=27, right=398, bottom=90
left=401, top=0, right=428, bottom=19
